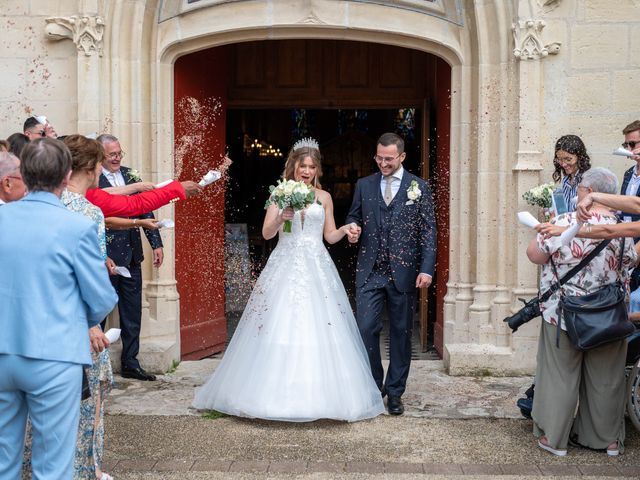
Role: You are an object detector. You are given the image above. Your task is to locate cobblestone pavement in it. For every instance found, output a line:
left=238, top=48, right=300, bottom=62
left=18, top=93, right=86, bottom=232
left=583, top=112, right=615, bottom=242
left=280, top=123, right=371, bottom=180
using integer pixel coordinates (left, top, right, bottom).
left=104, top=360, right=640, bottom=479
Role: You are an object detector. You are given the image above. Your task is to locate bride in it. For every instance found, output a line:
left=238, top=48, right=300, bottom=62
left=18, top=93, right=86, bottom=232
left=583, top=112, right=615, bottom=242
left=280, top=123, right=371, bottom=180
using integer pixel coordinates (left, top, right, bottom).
left=192, top=138, right=385, bottom=422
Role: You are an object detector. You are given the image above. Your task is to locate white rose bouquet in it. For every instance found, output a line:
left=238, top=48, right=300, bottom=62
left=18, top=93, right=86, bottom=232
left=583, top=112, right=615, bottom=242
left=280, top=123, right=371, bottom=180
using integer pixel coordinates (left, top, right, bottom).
left=264, top=179, right=316, bottom=233
left=522, top=182, right=554, bottom=208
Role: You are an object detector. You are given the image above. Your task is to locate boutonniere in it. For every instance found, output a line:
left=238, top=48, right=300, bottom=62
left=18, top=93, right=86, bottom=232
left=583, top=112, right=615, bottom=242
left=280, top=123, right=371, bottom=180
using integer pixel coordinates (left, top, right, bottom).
left=128, top=169, right=142, bottom=182
left=405, top=180, right=422, bottom=205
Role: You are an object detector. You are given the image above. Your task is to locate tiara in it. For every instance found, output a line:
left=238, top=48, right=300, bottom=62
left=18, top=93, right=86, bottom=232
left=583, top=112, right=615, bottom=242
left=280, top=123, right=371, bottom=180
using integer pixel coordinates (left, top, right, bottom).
left=293, top=137, right=319, bottom=151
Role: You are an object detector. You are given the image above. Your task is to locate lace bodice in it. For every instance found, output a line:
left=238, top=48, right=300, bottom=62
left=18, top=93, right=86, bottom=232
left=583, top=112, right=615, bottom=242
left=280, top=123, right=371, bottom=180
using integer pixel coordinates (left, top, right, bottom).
left=275, top=202, right=325, bottom=249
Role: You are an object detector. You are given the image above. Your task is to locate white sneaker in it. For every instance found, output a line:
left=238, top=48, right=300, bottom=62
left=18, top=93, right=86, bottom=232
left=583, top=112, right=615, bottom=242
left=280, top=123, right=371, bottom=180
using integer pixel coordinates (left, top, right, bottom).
left=538, top=440, right=568, bottom=456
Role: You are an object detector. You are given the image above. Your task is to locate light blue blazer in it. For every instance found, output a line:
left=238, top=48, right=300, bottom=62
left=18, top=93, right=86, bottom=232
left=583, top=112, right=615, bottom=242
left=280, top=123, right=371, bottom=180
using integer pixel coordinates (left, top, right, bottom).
left=0, top=192, right=118, bottom=365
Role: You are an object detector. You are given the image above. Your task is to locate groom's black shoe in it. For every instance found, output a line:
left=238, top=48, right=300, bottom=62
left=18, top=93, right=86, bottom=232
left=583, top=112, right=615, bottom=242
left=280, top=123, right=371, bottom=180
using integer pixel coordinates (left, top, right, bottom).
left=387, top=396, right=404, bottom=415
left=122, top=366, right=156, bottom=381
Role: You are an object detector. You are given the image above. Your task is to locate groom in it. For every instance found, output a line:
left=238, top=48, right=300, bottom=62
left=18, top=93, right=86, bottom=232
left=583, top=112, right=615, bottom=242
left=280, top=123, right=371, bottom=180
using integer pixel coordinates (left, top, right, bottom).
left=346, top=132, right=436, bottom=415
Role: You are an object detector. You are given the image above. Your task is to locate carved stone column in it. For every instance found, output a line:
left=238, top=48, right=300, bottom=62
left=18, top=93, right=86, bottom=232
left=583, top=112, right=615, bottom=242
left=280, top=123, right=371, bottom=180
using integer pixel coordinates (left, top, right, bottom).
left=45, top=15, right=104, bottom=135
left=509, top=16, right=562, bottom=370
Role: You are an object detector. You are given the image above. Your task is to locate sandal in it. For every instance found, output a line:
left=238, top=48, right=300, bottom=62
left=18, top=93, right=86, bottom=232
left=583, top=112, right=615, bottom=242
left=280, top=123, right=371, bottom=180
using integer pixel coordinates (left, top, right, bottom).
left=538, top=437, right=567, bottom=457
left=607, top=442, right=619, bottom=457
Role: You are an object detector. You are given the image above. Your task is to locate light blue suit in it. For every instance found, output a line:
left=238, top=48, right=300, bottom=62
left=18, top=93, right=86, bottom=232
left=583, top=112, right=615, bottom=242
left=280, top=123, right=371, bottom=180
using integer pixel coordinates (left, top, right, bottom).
left=0, top=191, right=118, bottom=480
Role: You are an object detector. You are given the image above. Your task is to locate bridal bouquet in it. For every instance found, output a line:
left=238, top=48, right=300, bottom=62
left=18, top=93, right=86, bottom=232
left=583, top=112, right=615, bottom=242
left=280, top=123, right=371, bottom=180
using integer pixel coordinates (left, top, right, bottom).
left=522, top=182, right=554, bottom=209
left=265, top=179, right=316, bottom=233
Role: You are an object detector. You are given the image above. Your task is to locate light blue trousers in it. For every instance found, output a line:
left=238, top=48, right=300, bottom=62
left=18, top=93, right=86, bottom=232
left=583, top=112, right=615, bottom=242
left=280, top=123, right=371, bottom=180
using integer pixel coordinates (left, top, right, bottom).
left=0, top=354, right=82, bottom=480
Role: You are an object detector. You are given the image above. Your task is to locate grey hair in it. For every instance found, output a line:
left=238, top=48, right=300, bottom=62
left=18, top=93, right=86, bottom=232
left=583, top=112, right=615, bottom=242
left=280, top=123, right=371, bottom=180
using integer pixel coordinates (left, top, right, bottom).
left=580, top=167, right=618, bottom=195
left=0, top=152, right=20, bottom=178
left=96, top=134, right=119, bottom=146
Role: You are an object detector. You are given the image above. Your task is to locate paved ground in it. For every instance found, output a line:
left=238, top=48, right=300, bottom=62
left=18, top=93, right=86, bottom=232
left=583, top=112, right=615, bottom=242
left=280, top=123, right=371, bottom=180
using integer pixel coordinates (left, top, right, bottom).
left=104, top=360, right=640, bottom=479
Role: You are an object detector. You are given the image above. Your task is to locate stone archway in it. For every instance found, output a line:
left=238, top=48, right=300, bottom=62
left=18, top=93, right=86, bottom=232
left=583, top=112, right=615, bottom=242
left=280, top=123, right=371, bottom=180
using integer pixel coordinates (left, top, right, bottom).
left=83, top=0, right=540, bottom=375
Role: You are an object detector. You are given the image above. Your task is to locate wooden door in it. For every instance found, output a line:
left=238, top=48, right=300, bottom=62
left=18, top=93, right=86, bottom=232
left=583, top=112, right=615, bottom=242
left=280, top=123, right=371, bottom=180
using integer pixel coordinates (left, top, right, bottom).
left=174, top=48, right=229, bottom=360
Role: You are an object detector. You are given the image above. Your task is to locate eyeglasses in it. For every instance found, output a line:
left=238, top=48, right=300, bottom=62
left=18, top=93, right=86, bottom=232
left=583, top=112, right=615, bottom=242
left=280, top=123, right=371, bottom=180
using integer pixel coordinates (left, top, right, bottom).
left=373, top=153, right=402, bottom=164
left=555, top=155, right=576, bottom=164
left=107, top=151, right=125, bottom=160
left=31, top=130, right=46, bottom=137
left=622, top=141, right=640, bottom=150
left=3, top=175, right=23, bottom=182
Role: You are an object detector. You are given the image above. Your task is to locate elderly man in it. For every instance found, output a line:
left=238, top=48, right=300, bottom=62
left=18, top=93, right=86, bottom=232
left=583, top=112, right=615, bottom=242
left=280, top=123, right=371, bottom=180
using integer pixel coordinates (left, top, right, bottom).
left=0, top=139, right=118, bottom=479
left=97, top=134, right=163, bottom=381
left=0, top=152, right=26, bottom=204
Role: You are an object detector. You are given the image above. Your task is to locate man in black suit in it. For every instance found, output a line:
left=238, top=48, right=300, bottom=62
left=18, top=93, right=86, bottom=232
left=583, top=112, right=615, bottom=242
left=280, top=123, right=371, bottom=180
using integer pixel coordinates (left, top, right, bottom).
left=346, top=132, right=436, bottom=415
left=98, top=134, right=163, bottom=381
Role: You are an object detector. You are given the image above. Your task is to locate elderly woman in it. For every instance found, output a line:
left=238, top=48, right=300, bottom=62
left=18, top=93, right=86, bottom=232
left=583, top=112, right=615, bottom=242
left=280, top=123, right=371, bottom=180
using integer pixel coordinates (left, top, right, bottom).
left=526, top=167, right=637, bottom=457
left=552, top=135, right=591, bottom=212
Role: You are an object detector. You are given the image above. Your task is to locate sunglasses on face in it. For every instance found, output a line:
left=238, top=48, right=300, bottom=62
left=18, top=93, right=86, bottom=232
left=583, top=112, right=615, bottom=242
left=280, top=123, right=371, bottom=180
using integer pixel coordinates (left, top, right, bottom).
left=622, top=141, right=640, bottom=150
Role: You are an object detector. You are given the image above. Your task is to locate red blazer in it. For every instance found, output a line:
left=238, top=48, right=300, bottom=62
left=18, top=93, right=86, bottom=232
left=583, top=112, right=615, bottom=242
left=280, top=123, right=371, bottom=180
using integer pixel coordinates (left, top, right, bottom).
left=85, top=181, right=186, bottom=217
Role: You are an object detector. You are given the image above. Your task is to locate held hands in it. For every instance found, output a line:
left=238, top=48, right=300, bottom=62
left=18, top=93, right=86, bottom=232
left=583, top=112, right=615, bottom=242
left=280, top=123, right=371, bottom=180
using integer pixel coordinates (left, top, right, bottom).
left=278, top=207, right=295, bottom=224
left=576, top=193, right=594, bottom=223
left=180, top=180, right=204, bottom=198
left=89, top=326, right=110, bottom=353
left=136, top=218, right=160, bottom=230
left=416, top=273, right=432, bottom=289
left=535, top=222, right=567, bottom=238
left=153, top=247, right=164, bottom=268
left=345, top=223, right=361, bottom=243
left=105, top=257, right=117, bottom=275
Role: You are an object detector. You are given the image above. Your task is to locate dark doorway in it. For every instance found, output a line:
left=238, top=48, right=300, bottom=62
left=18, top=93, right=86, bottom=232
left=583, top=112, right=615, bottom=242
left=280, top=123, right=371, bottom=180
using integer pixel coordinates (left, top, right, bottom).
left=223, top=107, right=438, bottom=353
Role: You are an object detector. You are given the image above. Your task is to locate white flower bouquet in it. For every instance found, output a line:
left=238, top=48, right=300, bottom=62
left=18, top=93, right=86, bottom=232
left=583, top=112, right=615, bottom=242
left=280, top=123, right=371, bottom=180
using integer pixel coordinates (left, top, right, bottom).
left=264, top=179, right=316, bottom=233
left=522, top=182, right=554, bottom=208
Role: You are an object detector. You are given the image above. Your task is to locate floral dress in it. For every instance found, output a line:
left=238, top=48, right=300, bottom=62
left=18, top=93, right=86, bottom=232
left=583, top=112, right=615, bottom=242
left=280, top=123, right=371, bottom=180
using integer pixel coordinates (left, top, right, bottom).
left=537, top=211, right=637, bottom=330
left=23, top=190, right=113, bottom=480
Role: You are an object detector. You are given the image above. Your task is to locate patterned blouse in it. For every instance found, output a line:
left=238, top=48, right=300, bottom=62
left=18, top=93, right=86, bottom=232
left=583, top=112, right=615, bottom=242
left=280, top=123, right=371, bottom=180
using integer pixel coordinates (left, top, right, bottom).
left=537, top=212, right=637, bottom=330
left=60, top=189, right=107, bottom=260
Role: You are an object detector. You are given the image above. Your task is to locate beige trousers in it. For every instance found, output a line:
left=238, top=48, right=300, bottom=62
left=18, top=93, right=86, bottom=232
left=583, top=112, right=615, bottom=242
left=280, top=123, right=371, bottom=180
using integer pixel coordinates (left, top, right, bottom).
left=532, top=320, right=627, bottom=451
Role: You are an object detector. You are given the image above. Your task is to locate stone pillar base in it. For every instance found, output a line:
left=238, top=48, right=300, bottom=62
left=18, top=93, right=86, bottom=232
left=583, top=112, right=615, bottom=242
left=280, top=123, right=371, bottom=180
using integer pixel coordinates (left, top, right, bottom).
left=108, top=337, right=179, bottom=374
left=444, top=343, right=536, bottom=376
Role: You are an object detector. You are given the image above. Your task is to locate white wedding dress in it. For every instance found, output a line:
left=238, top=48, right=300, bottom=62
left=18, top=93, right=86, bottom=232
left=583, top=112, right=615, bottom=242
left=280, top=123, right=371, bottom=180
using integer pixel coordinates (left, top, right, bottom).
left=192, top=202, right=384, bottom=422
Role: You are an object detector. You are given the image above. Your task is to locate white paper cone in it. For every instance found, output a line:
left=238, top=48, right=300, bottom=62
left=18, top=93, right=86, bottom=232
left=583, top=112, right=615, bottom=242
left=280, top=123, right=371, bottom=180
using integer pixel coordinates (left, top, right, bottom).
left=105, top=328, right=121, bottom=343
left=613, top=147, right=634, bottom=157
left=198, top=170, right=221, bottom=187
left=113, top=266, right=131, bottom=278
left=158, top=219, right=175, bottom=229
left=155, top=179, right=173, bottom=188
left=560, top=222, right=582, bottom=246
left=517, top=211, right=540, bottom=229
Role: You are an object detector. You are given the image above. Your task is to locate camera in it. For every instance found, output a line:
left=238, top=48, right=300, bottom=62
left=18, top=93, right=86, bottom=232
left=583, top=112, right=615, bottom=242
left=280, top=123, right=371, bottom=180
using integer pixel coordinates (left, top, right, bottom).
left=504, top=297, right=541, bottom=332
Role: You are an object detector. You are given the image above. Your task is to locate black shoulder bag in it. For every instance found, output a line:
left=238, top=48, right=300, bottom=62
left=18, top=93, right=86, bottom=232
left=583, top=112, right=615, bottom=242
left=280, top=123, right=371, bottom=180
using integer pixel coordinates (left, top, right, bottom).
left=551, top=238, right=635, bottom=350
left=504, top=239, right=612, bottom=332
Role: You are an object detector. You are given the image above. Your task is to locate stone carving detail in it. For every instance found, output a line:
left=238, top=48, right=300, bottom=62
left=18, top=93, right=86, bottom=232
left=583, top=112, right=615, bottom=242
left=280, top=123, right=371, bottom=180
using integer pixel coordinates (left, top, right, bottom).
left=45, top=15, right=105, bottom=57
left=512, top=19, right=560, bottom=60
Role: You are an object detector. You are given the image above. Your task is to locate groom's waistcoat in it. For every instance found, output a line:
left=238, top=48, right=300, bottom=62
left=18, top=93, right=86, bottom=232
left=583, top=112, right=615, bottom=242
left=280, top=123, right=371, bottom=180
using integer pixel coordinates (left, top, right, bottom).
left=375, top=193, right=400, bottom=269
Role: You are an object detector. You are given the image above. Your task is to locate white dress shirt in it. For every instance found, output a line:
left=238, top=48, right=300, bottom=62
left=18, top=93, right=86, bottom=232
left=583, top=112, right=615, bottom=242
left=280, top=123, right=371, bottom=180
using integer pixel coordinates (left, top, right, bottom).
left=102, top=167, right=126, bottom=187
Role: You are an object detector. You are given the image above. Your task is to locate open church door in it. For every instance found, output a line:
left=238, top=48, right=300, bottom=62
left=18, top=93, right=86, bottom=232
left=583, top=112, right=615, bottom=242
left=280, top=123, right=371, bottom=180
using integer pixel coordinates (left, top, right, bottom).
left=174, top=48, right=228, bottom=360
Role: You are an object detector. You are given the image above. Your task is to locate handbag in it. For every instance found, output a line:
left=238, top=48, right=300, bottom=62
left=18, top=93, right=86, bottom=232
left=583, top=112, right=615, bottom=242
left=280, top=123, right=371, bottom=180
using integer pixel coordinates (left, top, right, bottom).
left=552, top=238, right=635, bottom=350
left=504, top=239, right=611, bottom=332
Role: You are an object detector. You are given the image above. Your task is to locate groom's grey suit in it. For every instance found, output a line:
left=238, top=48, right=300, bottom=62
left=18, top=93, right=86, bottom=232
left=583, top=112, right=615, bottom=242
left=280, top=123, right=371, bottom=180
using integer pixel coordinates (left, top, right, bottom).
left=346, top=169, right=436, bottom=398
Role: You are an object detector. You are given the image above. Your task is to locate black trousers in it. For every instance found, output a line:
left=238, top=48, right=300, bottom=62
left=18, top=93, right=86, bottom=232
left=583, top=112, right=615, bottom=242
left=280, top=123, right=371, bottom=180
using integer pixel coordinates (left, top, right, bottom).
left=109, top=264, right=143, bottom=370
left=356, top=268, right=416, bottom=397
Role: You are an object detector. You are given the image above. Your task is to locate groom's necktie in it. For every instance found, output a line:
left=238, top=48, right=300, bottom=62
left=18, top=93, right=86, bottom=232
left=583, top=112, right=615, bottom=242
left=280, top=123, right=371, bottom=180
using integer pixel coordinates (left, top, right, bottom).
left=384, top=176, right=395, bottom=206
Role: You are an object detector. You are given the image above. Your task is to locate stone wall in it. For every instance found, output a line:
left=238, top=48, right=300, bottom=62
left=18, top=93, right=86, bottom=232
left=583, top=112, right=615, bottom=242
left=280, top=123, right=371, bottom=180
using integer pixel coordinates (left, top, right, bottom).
left=0, top=1, right=81, bottom=138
